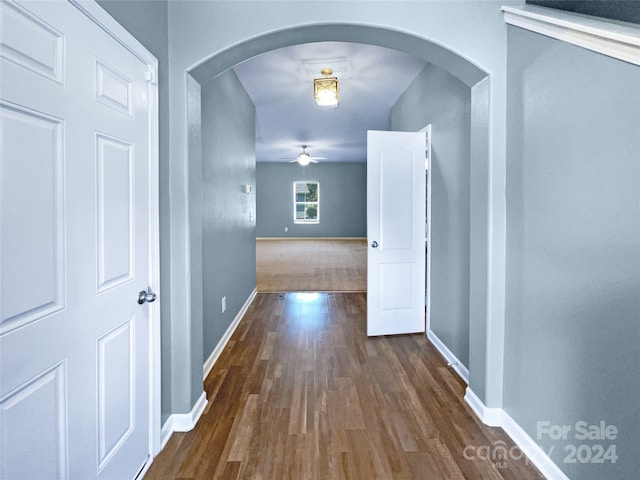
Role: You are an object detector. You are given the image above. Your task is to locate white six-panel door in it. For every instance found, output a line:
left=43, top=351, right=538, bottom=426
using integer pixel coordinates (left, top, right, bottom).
left=367, top=130, right=426, bottom=336
left=0, top=1, right=152, bottom=478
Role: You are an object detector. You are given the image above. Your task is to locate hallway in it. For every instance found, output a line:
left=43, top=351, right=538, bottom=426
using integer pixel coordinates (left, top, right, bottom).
left=144, top=293, right=543, bottom=479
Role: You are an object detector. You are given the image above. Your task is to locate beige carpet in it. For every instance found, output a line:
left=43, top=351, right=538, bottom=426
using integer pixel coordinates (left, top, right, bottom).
left=256, top=238, right=367, bottom=292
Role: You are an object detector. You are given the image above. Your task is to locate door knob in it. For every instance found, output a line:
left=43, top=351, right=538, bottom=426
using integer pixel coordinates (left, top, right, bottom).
left=371, top=241, right=378, bottom=248
left=138, top=288, right=157, bottom=304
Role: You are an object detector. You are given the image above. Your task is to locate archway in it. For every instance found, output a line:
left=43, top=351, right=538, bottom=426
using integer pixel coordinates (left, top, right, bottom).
left=181, top=22, right=499, bottom=421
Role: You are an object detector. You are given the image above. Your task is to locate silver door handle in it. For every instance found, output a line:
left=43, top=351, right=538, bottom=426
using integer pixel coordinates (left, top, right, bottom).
left=371, top=241, right=378, bottom=248
left=138, top=288, right=157, bottom=304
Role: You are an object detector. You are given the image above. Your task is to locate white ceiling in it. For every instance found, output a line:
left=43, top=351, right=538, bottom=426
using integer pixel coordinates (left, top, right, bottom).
left=233, top=42, right=426, bottom=163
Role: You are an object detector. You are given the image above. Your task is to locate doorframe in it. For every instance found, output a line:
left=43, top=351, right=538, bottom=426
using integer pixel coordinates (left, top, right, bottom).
left=68, top=0, right=161, bottom=460
left=419, top=124, right=432, bottom=334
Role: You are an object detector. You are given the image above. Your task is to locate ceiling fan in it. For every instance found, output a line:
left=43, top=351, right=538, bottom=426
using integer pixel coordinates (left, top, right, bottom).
left=286, top=145, right=326, bottom=166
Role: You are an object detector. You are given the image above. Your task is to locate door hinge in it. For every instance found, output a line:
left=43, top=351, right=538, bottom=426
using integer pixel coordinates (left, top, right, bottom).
left=145, top=65, right=157, bottom=85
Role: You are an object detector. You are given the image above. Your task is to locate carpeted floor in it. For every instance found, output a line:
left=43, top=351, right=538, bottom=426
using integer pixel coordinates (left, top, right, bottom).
left=256, top=238, right=367, bottom=292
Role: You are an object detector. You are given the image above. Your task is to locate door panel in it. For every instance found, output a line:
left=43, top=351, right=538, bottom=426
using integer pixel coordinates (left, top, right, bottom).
left=379, top=263, right=414, bottom=309
left=97, top=319, right=135, bottom=471
left=96, top=133, right=134, bottom=292
left=0, top=361, right=68, bottom=480
left=0, top=102, right=64, bottom=334
left=95, top=59, right=134, bottom=117
left=0, top=1, right=152, bottom=478
left=367, top=131, right=426, bottom=336
left=380, top=148, right=413, bottom=250
left=0, top=0, right=64, bottom=84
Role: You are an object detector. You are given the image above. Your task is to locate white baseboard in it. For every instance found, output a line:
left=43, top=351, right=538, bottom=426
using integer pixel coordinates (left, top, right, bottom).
left=203, top=288, right=257, bottom=380
left=172, top=391, right=207, bottom=432
left=427, top=329, right=469, bottom=384
left=501, top=409, right=570, bottom=480
left=464, top=387, right=569, bottom=480
left=160, top=390, right=208, bottom=448
left=463, top=387, right=504, bottom=427
left=256, top=237, right=366, bottom=241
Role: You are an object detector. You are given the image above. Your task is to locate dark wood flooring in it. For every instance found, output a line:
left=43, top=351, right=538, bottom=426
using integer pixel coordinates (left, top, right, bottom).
left=144, top=293, right=543, bottom=479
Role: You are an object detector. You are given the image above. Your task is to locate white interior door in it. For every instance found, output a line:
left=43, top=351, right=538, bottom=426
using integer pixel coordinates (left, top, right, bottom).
left=367, top=130, right=426, bottom=336
left=421, top=124, right=432, bottom=333
left=0, top=1, right=153, bottom=478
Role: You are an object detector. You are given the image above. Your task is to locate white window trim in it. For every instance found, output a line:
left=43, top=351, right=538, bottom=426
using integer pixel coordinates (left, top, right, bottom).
left=502, top=4, right=640, bottom=66
left=293, top=181, right=320, bottom=224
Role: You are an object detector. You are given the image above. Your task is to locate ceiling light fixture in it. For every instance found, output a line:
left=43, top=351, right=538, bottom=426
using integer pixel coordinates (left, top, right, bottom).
left=313, top=68, right=339, bottom=106
left=287, top=145, right=322, bottom=165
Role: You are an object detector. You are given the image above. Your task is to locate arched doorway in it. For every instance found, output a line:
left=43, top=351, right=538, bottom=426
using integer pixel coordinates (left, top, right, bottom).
left=167, top=18, right=505, bottom=433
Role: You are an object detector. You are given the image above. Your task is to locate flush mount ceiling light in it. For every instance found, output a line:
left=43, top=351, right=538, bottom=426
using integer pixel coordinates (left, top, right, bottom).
left=313, top=68, right=339, bottom=106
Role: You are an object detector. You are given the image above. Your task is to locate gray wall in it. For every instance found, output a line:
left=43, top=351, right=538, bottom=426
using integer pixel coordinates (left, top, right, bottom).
left=96, top=0, right=174, bottom=424
left=187, top=77, right=205, bottom=410
left=201, top=71, right=257, bottom=364
left=256, top=162, right=366, bottom=238
left=391, top=64, right=472, bottom=368
left=505, top=26, right=640, bottom=479
left=527, top=0, right=640, bottom=24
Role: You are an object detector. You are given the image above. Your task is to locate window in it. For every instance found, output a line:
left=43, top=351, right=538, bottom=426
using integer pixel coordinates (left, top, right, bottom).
left=293, top=181, right=319, bottom=224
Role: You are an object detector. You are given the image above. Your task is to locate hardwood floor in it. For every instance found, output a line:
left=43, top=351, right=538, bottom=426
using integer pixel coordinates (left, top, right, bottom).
left=144, top=293, right=543, bottom=480
left=256, top=239, right=367, bottom=292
